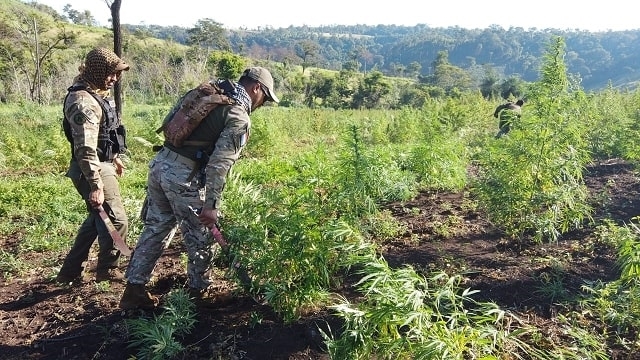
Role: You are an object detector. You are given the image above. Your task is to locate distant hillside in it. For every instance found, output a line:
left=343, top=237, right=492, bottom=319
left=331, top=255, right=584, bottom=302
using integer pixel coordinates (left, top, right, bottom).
left=4, top=0, right=640, bottom=108
left=125, top=23, right=640, bottom=91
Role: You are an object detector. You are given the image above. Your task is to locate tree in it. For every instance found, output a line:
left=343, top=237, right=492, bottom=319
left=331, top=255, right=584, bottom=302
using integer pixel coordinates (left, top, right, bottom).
left=187, top=19, right=230, bottom=52
left=106, top=0, right=125, bottom=117
left=423, top=51, right=473, bottom=94
left=480, top=64, right=500, bottom=99
left=351, top=70, right=391, bottom=109
left=63, top=4, right=97, bottom=26
left=295, top=40, right=319, bottom=75
left=499, top=76, right=527, bottom=100
left=4, top=8, right=74, bottom=103
left=304, top=70, right=356, bottom=109
left=406, top=61, right=421, bottom=79
left=356, top=46, right=374, bottom=74
left=208, top=51, right=246, bottom=79
left=343, top=49, right=361, bottom=72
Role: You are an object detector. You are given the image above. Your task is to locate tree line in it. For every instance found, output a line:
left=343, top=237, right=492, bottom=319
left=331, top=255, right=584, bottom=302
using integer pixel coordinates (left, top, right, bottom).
left=130, top=21, right=640, bottom=92
left=4, top=0, right=634, bottom=109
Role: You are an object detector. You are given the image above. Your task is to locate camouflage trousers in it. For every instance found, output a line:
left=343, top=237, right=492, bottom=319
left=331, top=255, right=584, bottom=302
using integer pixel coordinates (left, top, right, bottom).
left=125, top=147, right=215, bottom=290
left=59, top=160, right=128, bottom=276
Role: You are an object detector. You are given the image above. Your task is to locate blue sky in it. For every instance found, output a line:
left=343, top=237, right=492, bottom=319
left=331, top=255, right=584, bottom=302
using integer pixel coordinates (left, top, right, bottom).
left=32, top=0, right=640, bottom=32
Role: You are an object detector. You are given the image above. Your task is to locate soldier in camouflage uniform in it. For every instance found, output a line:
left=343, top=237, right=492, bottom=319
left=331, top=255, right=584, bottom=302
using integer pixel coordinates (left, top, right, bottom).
left=494, top=99, right=524, bottom=138
left=120, top=67, right=279, bottom=310
left=56, top=48, right=130, bottom=284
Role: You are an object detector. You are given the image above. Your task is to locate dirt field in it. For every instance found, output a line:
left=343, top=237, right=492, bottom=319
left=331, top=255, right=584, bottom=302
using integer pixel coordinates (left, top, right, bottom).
left=1, top=159, right=639, bottom=359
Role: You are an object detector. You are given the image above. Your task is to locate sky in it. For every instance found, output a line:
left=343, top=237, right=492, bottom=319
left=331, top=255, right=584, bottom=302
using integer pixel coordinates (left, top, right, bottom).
left=31, top=0, right=640, bottom=32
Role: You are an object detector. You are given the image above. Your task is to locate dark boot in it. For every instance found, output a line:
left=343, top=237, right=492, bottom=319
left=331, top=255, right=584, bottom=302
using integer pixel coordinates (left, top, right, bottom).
left=55, top=266, right=83, bottom=284
left=119, top=283, right=157, bottom=310
left=55, top=272, right=82, bottom=284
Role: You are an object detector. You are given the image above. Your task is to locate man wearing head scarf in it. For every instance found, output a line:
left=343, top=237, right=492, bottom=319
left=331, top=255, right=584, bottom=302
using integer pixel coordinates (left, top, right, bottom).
left=56, top=47, right=131, bottom=283
left=120, top=67, right=279, bottom=310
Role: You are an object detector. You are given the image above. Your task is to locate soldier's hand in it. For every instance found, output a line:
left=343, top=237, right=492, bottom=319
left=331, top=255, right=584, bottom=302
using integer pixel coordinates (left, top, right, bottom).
left=89, top=188, right=104, bottom=208
left=198, top=208, right=219, bottom=229
left=113, top=157, right=126, bottom=177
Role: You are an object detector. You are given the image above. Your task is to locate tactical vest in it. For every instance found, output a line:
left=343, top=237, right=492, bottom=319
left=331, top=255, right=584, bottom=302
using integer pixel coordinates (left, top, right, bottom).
left=63, top=85, right=127, bottom=162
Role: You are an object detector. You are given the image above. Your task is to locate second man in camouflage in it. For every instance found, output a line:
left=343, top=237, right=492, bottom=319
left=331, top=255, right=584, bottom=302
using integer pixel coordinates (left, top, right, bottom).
left=120, top=67, right=279, bottom=309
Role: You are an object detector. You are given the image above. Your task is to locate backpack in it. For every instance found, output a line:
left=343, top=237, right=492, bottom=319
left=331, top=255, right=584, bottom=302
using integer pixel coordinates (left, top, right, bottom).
left=157, top=80, right=235, bottom=147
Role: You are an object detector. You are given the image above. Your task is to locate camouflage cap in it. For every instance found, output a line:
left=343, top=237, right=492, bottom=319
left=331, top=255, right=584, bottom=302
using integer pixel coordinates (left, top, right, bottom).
left=82, top=47, right=130, bottom=88
left=242, top=67, right=279, bottom=103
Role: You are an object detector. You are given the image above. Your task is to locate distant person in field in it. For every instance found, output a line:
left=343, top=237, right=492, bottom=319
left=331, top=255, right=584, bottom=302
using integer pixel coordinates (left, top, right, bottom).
left=494, top=99, right=524, bottom=138
left=56, top=48, right=131, bottom=284
left=119, top=67, right=279, bottom=310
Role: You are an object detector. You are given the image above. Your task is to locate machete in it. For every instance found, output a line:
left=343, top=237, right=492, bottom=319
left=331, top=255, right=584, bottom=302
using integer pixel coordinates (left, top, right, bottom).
left=188, top=206, right=250, bottom=286
left=188, top=206, right=228, bottom=247
left=96, top=205, right=132, bottom=256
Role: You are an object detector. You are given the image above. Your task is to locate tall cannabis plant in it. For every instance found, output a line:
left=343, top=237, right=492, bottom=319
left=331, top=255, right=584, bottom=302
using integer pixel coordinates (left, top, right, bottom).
left=474, top=37, right=592, bottom=242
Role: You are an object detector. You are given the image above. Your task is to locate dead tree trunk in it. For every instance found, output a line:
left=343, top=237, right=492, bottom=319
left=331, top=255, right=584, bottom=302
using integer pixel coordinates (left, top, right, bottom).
left=107, top=0, right=124, bottom=118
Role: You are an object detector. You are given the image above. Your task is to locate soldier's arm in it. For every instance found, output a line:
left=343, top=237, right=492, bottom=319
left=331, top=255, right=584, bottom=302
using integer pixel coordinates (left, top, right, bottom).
left=64, top=92, right=104, bottom=190
left=203, top=105, right=251, bottom=209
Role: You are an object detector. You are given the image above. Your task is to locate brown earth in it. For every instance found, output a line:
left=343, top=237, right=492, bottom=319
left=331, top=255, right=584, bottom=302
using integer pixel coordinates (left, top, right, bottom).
left=1, top=159, right=639, bottom=359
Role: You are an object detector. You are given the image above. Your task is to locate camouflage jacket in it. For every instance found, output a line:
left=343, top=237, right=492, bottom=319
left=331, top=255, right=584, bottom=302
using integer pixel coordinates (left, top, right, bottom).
left=63, top=80, right=126, bottom=191
left=166, top=88, right=251, bottom=210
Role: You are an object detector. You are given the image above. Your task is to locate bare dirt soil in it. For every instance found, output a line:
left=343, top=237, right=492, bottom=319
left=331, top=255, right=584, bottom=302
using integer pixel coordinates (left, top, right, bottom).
left=1, top=159, right=639, bottom=359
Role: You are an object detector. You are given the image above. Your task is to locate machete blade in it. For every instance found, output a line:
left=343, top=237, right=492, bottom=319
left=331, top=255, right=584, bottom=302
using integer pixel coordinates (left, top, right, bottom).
left=96, top=205, right=132, bottom=256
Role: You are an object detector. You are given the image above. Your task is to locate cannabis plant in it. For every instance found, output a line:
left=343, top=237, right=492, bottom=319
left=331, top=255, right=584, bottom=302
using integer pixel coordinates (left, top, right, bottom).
left=474, top=37, right=592, bottom=243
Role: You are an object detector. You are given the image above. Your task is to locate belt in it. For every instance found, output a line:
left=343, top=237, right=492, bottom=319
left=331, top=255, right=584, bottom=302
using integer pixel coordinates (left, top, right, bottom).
left=158, top=147, right=196, bottom=168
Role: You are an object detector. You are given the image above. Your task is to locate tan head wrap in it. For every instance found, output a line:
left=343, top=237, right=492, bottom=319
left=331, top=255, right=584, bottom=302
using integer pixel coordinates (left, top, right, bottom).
left=80, top=47, right=130, bottom=89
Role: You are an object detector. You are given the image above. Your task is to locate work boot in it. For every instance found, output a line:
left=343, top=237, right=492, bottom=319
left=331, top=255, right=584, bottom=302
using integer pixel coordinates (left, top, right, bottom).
left=95, top=268, right=125, bottom=282
left=55, top=272, right=82, bottom=284
left=119, top=283, right=158, bottom=310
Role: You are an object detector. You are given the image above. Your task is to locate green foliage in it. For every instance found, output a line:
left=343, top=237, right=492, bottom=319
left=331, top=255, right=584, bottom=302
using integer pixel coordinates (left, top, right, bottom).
left=386, top=107, right=427, bottom=144
left=0, top=175, right=86, bottom=252
left=357, top=209, right=406, bottom=242
left=304, top=70, right=358, bottom=109
left=4, top=81, right=640, bottom=357
left=473, top=37, right=593, bottom=243
left=616, top=220, right=640, bottom=282
left=403, top=135, right=468, bottom=191
left=219, top=172, right=335, bottom=321
left=580, top=278, right=640, bottom=341
left=221, top=122, right=418, bottom=321
left=4, top=12, right=640, bottom=360
left=0, top=103, right=68, bottom=172
left=207, top=50, right=247, bottom=79
left=0, top=250, right=27, bottom=278
left=126, top=289, right=196, bottom=360
left=324, top=254, right=528, bottom=359
left=544, top=317, right=611, bottom=360
left=8, top=0, right=640, bottom=111
left=186, top=18, right=230, bottom=51
left=499, top=76, right=527, bottom=100
left=351, top=71, right=392, bottom=109
left=335, top=125, right=416, bottom=218
left=572, top=220, right=640, bottom=352
left=420, top=51, right=474, bottom=95
left=581, top=85, right=640, bottom=160
left=534, top=265, right=570, bottom=303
